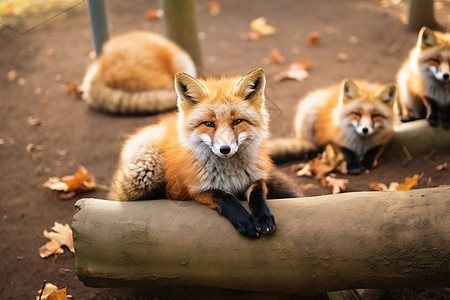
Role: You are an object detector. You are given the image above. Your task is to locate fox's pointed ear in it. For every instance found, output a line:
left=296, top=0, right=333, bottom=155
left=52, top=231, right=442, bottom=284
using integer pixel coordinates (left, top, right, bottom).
left=376, top=83, right=397, bottom=106
left=340, top=79, right=362, bottom=103
left=419, top=26, right=439, bottom=49
left=175, top=72, right=208, bottom=110
left=233, top=68, right=266, bottom=103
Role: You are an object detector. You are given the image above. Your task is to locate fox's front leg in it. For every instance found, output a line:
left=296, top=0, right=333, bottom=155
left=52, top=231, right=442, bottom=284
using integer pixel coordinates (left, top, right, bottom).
left=248, top=180, right=276, bottom=234
left=195, top=190, right=260, bottom=238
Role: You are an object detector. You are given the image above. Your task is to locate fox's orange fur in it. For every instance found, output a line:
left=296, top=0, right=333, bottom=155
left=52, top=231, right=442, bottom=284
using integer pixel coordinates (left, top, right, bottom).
left=110, top=69, right=297, bottom=238
left=81, top=31, right=196, bottom=114
left=397, top=26, right=450, bottom=128
left=269, top=79, right=397, bottom=174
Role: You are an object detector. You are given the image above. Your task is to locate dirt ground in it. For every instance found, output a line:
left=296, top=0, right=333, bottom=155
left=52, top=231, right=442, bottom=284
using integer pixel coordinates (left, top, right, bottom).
left=1, top=0, right=449, bottom=299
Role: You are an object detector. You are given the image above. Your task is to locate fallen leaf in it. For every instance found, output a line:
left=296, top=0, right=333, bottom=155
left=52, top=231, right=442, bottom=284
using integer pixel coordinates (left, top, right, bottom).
left=28, top=116, right=42, bottom=126
left=268, top=48, right=285, bottom=64
left=6, top=69, right=17, bottom=83
left=307, top=31, right=321, bottom=44
left=36, top=282, right=59, bottom=300
left=145, top=8, right=163, bottom=19
left=369, top=181, right=399, bottom=191
left=208, top=1, right=221, bottom=16
left=337, top=52, right=350, bottom=62
left=397, top=173, right=421, bottom=191
left=240, top=31, right=264, bottom=41
left=47, top=287, right=67, bottom=300
left=296, top=163, right=312, bottom=177
left=250, top=17, right=276, bottom=36
left=274, top=59, right=311, bottom=82
left=65, top=84, right=78, bottom=93
left=46, top=48, right=56, bottom=57
left=39, top=222, right=74, bottom=258
left=42, top=166, right=96, bottom=199
left=321, top=176, right=348, bottom=194
left=436, top=162, right=447, bottom=171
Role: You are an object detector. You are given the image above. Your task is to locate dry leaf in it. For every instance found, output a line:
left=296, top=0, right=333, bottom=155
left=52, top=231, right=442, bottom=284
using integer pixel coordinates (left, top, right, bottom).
left=321, top=176, right=348, bottom=194
left=369, top=181, right=399, bottom=191
left=296, top=163, right=312, bottom=177
left=65, top=84, right=78, bottom=93
left=337, top=52, right=350, bottom=62
left=28, top=116, right=42, bottom=126
left=47, top=287, right=67, bottom=300
left=6, top=69, right=17, bottom=83
left=36, top=282, right=59, bottom=300
left=274, top=59, right=311, bottom=82
left=397, top=174, right=421, bottom=191
left=268, top=48, right=285, bottom=64
left=39, top=222, right=74, bottom=258
left=307, top=31, right=321, bottom=44
left=240, top=31, right=264, bottom=41
left=436, top=162, right=447, bottom=171
left=250, top=17, right=276, bottom=36
left=208, top=1, right=221, bottom=16
left=145, top=9, right=163, bottom=19
left=42, top=166, right=96, bottom=198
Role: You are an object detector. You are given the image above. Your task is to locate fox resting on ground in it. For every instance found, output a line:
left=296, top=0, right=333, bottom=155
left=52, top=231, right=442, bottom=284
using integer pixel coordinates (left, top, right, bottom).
left=268, top=79, right=397, bottom=174
left=81, top=31, right=196, bottom=114
left=397, top=26, right=450, bottom=128
left=110, top=69, right=298, bottom=238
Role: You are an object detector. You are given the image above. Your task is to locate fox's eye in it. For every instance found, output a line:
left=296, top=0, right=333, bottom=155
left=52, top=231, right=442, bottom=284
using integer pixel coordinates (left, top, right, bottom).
left=350, top=112, right=361, bottom=117
left=430, top=57, right=441, bottom=64
left=232, top=119, right=243, bottom=126
left=203, top=121, right=215, bottom=128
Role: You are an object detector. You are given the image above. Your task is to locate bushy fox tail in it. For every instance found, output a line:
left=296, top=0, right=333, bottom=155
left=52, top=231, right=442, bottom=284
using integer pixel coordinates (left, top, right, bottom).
left=81, top=62, right=178, bottom=115
left=266, top=138, right=318, bottom=163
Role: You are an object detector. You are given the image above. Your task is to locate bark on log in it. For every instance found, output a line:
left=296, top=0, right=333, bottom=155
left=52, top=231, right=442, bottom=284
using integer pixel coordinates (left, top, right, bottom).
left=385, top=120, right=450, bottom=158
left=73, top=187, right=450, bottom=295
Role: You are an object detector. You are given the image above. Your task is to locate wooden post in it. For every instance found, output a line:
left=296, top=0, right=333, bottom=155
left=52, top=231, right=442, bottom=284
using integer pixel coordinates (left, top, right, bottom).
left=73, top=187, right=450, bottom=294
left=88, top=0, right=109, bottom=57
left=408, top=0, right=438, bottom=30
left=160, top=0, right=203, bottom=68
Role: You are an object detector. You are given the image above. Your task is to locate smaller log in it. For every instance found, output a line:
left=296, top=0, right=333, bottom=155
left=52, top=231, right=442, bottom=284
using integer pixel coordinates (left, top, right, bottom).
left=73, top=187, right=450, bottom=295
left=385, top=120, right=450, bottom=158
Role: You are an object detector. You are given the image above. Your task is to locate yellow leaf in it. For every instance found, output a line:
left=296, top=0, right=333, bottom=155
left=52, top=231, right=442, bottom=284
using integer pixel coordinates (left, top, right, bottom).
left=397, top=174, right=420, bottom=191
left=321, top=176, right=348, bottom=194
left=250, top=17, right=276, bottom=36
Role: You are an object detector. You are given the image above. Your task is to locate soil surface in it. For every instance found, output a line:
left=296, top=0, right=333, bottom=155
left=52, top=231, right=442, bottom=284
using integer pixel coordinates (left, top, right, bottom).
left=1, top=0, right=449, bottom=299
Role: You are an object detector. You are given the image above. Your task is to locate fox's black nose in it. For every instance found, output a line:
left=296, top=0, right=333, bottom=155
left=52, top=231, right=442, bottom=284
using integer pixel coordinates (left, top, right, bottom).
left=220, top=146, right=231, bottom=155
left=444, top=73, right=449, bottom=80
left=362, top=127, right=369, bottom=134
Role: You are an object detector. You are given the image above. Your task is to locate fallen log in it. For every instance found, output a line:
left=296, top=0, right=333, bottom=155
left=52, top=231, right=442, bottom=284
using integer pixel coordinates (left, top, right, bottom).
left=385, top=119, right=450, bottom=157
left=73, top=187, right=450, bottom=295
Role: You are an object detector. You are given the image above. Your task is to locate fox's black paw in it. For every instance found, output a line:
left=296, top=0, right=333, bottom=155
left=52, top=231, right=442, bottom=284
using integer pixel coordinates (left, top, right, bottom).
left=427, top=116, right=439, bottom=127
left=230, top=212, right=260, bottom=238
left=347, top=163, right=363, bottom=175
left=253, top=213, right=276, bottom=234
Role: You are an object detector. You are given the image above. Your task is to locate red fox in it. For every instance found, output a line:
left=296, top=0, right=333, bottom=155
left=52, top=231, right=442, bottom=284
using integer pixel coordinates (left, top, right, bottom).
left=109, top=69, right=298, bottom=238
left=268, top=79, right=397, bottom=174
left=81, top=31, right=196, bottom=114
left=397, top=26, right=450, bottom=128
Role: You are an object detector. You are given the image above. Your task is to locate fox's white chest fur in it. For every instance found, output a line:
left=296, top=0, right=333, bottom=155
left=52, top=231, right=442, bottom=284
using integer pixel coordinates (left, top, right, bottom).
left=193, top=141, right=266, bottom=195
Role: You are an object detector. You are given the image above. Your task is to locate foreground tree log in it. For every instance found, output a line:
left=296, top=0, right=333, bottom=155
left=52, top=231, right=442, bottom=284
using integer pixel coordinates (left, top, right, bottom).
left=73, top=187, right=450, bottom=295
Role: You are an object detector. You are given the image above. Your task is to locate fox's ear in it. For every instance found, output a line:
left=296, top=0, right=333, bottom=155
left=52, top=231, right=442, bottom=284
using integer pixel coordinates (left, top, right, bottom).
left=419, top=26, right=439, bottom=49
left=233, top=68, right=266, bottom=104
left=376, top=83, right=397, bottom=106
left=175, top=72, right=208, bottom=110
left=340, top=79, right=362, bottom=103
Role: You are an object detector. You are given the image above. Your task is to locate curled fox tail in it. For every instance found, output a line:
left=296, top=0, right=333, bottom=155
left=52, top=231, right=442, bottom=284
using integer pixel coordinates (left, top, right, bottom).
left=266, top=138, right=318, bottom=163
left=81, top=62, right=179, bottom=115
